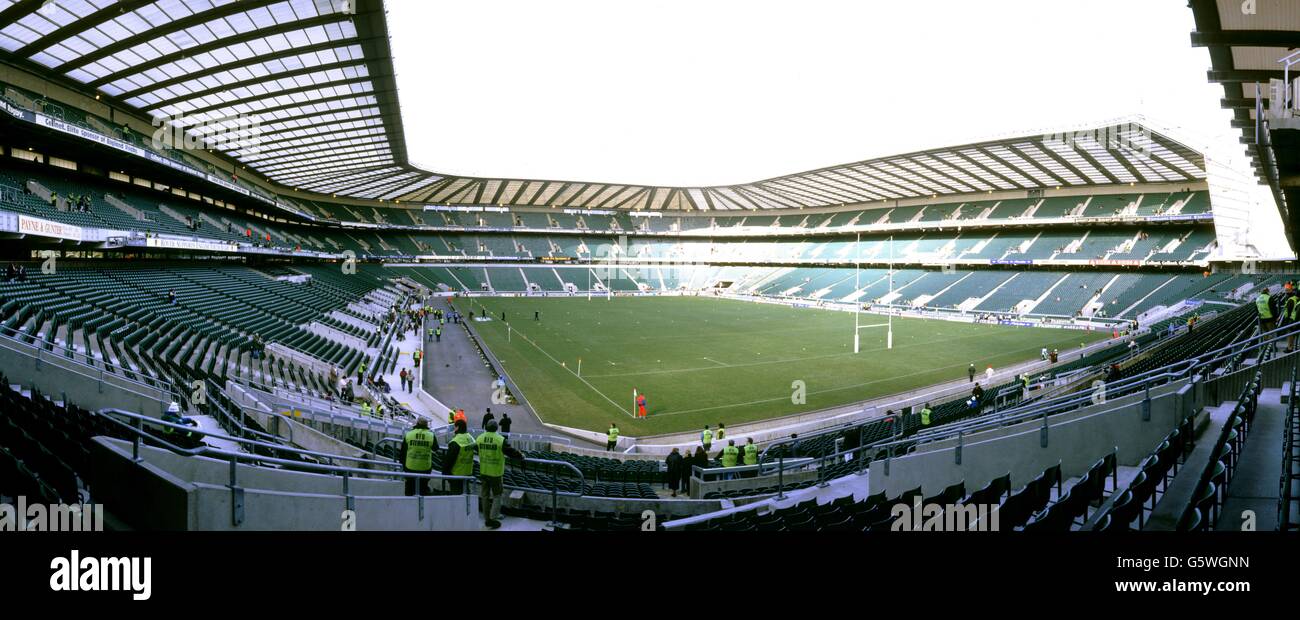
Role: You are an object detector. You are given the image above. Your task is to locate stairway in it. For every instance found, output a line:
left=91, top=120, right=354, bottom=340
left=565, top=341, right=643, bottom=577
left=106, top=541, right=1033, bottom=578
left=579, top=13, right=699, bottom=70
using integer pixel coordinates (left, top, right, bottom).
left=104, top=195, right=146, bottom=221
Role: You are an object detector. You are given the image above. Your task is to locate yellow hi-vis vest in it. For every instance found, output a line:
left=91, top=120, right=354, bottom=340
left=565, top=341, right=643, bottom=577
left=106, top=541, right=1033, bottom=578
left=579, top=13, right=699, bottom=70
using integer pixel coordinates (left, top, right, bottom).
left=450, top=433, right=476, bottom=475
left=476, top=431, right=506, bottom=477
left=1257, top=293, right=1274, bottom=319
left=743, top=443, right=758, bottom=465
left=702, top=429, right=713, bottom=445
left=608, top=427, right=619, bottom=443
left=403, top=428, right=435, bottom=471
left=1287, top=295, right=1299, bottom=321
left=361, top=402, right=372, bottom=417
left=716, top=428, right=726, bottom=441
left=722, top=445, right=739, bottom=467
left=920, top=408, right=932, bottom=426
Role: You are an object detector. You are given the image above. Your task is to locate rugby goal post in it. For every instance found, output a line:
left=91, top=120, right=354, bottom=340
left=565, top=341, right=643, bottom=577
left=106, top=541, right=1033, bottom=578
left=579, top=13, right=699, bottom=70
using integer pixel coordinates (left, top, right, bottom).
left=852, top=232, right=894, bottom=352
left=854, top=320, right=893, bottom=353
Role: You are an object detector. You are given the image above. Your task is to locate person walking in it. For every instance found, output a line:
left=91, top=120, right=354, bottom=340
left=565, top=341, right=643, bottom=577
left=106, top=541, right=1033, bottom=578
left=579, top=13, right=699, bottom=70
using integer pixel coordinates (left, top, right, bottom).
left=967, top=363, right=976, bottom=382
left=701, top=425, right=713, bottom=452
left=499, top=412, right=512, bottom=435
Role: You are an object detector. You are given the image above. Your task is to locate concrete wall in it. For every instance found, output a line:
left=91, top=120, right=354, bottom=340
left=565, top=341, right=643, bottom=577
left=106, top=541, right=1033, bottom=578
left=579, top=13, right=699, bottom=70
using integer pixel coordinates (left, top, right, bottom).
left=91, top=438, right=478, bottom=531
left=690, top=467, right=821, bottom=499
left=868, top=380, right=1196, bottom=498
left=0, top=335, right=169, bottom=416
left=503, top=488, right=725, bottom=519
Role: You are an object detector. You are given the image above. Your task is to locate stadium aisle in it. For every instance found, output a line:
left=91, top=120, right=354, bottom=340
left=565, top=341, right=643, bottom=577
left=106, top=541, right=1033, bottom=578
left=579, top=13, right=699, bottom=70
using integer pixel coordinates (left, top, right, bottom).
left=1215, top=388, right=1286, bottom=531
left=375, top=320, right=446, bottom=422
left=423, top=315, right=548, bottom=437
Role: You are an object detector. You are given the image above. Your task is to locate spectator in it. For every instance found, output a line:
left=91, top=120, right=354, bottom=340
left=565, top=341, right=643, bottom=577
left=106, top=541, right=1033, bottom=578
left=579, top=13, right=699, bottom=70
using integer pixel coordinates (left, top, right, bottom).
left=499, top=412, right=512, bottom=435
left=666, top=448, right=683, bottom=497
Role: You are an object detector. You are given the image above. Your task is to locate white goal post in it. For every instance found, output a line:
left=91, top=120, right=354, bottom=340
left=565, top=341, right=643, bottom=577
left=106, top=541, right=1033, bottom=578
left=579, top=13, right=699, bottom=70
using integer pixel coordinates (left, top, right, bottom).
left=853, top=232, right=894, bottom=352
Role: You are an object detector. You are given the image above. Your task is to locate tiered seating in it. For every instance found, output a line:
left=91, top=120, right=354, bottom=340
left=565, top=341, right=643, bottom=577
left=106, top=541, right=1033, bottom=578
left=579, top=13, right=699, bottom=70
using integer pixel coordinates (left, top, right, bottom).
left=0, top=377, right=134, bottom=505
left=1090, top=411, right=1199, bottom=530
left=1174, top=376, right=1259, bottom=531
left=525, top=450, right=665, bottom=484
left=0, top=262, right=384, bottom=399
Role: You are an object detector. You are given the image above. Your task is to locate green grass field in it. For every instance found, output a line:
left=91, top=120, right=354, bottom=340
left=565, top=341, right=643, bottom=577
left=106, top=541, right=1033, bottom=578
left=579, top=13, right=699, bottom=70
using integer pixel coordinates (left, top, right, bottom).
left=454, top=296, right=1108, bottom=435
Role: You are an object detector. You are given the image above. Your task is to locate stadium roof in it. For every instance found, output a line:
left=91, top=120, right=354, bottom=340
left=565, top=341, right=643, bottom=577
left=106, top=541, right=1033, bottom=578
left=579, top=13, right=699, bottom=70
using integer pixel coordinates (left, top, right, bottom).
left=1189, top=0, right=1300, bottom=248
left=0, top=0, right=1206, bottom=210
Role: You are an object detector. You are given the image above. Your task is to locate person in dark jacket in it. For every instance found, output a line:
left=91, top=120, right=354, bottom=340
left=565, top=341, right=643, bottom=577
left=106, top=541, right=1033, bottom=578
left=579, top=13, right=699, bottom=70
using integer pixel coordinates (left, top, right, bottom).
left=665, top=447, right=683, bottom=497
left=498, top=412, right=512, bottom=434
left=691, top=446, right=709, bottom=489
left=1105, top=363, right=1123, bottom=384
left=482, top=408, right=495, bottom=429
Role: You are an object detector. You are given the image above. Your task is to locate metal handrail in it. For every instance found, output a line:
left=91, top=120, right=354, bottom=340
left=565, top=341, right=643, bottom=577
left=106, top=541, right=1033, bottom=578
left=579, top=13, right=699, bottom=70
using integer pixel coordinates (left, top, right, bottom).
left=99, top=408, right=404, bottom=470
left=100, top=407, right=604, bottom=517
left=514, top=457, right=585, bottom=526
left=0, top=319, right=387, bottom=430
left=873, top=306, right=1290, bottom=451
left=0, top=322, right=176, bottom=394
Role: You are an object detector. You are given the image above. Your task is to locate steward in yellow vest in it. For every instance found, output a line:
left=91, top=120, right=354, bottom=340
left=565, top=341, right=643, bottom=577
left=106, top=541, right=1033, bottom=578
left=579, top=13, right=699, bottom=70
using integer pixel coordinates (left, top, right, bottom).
left=721, top=441, right=739, bottom=467
left=441, top=419, right=476, bottom=494
left=474, top=420, right=523, bottom=530
left=400, top=420, right=437, bottom=496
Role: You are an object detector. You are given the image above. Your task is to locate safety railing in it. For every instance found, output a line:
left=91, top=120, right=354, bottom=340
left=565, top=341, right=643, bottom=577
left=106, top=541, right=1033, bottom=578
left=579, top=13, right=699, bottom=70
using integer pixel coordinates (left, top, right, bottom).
left=0, top=322, right=175, bottom=399
left=99, top=407, right=589, bottom=523
left=869, top=306, right=1284, bottom=454
left=0, top=318, right=390, bottom=430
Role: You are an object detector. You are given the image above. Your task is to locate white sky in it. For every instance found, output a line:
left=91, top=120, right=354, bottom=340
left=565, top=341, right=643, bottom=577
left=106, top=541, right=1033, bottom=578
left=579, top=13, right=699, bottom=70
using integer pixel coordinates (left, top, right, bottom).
left=388, top=0, right=1293, bottom=257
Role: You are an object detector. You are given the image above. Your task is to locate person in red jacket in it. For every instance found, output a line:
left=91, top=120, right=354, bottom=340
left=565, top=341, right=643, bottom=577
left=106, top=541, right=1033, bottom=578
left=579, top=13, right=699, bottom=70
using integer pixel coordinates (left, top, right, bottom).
left=636, top=392, right=647, bottom=418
